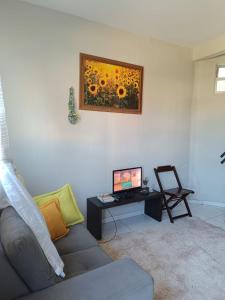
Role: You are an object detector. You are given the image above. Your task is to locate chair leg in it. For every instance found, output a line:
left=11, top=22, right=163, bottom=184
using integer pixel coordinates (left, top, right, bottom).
left=170, top=198, right=182, bottom=210
left=183, top=196, right=192, bottom=217
left=163, top=196, right=174, bottom=223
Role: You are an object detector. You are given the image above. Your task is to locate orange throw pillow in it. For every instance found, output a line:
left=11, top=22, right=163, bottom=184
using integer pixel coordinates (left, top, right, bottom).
left=39, top=198, right=69, bottom=241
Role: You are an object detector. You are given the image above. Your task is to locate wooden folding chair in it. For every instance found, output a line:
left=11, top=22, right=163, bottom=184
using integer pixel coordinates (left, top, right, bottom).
left=154, top=165, right=194, bottom=223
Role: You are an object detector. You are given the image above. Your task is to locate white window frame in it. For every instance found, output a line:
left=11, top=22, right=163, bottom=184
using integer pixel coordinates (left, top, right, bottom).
left=215, top=65, right=225, bottom=93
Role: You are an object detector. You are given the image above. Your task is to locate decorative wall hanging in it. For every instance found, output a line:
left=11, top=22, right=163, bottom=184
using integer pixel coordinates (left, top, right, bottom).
left=79, top=53, right=143, bottom=114
left=68, top=87, right=79, bottom=124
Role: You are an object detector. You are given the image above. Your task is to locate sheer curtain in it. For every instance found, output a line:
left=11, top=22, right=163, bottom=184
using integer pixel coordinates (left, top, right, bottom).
left=0, top=78, right=64, bottom=277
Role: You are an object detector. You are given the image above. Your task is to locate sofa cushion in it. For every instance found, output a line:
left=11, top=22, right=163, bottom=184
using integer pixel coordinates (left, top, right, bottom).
left=39, top=199, right=69, bottom=241
left=54, top=224, right=97, bottom=255
left=34, top=184, right=84, bottom=226
left=0, top=236, right=29, bottom=300
left=62, top=246, right=112, bottom=278
left=0, top=207, right=61, bottom=292
left=18, top=258, right=154, bottom=300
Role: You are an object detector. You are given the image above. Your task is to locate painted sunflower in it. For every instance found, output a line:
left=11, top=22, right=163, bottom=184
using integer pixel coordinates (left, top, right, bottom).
left=85, top=70, right=91, bottom=77
left=88, top=84, right=98, bottom=96
left=99, top=77, right=107, bottom=87
left=134, top=82, right=139, bottom=89
left=87, top=64, right=93, bottom=70
left=117, top=86, right=127, bottom=99
left=114, top=74, right=119, bottom=82
left=93, top=68, right=99, bottom=75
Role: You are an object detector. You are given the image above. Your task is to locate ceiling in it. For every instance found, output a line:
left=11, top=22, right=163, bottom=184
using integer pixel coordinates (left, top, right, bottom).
left=21, top=0, right=225, bottom=47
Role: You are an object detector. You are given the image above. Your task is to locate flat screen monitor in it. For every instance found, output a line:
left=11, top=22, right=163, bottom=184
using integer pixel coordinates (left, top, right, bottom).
left=113, top=167, right=142, bottom=194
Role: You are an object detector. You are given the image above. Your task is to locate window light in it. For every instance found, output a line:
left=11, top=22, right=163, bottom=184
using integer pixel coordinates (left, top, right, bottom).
left=215, top=65, right=225, bottom=93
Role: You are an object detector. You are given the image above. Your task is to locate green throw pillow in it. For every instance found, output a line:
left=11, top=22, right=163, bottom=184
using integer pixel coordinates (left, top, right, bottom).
left=34, top=184, right=84, bottom=226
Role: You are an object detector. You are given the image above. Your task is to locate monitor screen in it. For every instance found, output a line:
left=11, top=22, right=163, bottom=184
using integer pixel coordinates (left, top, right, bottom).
left=113, top=167, right=142, bottom=193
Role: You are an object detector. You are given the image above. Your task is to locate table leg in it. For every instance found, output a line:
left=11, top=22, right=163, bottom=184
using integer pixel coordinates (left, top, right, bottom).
left=87, top=200, right=102, bottom=240
left=144, top=195, right=162, bottom=221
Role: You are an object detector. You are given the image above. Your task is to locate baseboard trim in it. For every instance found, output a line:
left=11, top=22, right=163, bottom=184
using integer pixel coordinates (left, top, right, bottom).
left=190, top=199, right=225, bottom=208
left=103, top=210, right=143, bottom=223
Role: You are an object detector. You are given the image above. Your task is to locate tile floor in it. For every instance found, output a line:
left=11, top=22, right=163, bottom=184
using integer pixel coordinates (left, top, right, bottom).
left=102, top=203, right=225, bottom=240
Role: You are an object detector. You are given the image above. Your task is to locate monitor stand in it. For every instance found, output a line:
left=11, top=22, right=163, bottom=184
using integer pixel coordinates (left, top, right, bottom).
left=87, top=191, right=163, bottom=240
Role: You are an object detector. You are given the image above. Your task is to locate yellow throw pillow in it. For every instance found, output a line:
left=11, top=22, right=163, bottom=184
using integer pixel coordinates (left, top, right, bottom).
left=39, top=198, right=69, bottom=241
left=34, top=184, right=84, bottom=226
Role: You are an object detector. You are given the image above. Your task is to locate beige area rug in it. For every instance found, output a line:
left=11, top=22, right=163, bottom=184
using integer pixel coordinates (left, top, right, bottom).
left=101, top=217, right=225, bottom=300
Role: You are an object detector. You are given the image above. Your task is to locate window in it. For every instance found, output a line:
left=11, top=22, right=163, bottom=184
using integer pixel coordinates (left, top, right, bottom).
left=215, top=65, right=225, bottom=93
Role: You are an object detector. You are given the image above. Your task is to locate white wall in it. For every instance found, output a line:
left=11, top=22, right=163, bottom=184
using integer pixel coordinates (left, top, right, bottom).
left=193, top=35, right=225, bottom=61
left=189, top=55, right=225, bottom=205
left=0, top=0, right=193, bottom=217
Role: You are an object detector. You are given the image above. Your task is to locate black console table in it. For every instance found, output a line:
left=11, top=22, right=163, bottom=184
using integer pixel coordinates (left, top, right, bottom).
left=87, top=191, right=162, bottom=240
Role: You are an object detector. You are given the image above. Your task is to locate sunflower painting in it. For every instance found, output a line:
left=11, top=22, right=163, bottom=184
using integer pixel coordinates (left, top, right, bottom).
left=79, top=53, right=143, bottom=114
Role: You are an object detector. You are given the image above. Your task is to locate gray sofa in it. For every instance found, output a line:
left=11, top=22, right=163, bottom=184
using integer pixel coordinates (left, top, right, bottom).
left=0, top=206, right=154, bottom=300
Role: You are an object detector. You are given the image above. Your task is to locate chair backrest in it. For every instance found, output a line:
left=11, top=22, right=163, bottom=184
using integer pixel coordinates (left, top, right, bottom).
left=154, top=165, right=182, bottom=192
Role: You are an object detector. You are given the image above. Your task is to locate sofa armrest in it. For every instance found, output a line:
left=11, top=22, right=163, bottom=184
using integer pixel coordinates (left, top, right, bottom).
left=18, top=258, right=154, bottom=300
